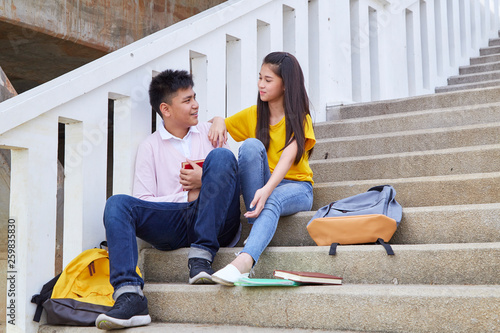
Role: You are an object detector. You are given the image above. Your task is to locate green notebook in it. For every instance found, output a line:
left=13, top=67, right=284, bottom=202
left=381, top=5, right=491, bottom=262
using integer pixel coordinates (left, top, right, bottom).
left=234, top=278, right=301, bottom=287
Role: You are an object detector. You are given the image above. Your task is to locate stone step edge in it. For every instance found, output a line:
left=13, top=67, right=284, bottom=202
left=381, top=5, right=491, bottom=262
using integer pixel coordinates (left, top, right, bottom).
left=143, top=283, right=500, bottom=332
left=39, top=323, right=340, bottom=333
left=288, top=202, right=500, bottom=218
left=319, top=100, right=500, bottom=130
left=460, top=60, right=500, bottom=72
left=448, top=69, right=500, bottom=80
left=313, top=171, right=500, bottom=188
left=326, top=85, right=500, bottom=116
left=142, top=242, right=499, bottom=286
left=247, top=203, right=500, bottom=246
left=310, top=143, right=500, bottom=163
left=315, top=121, right=500, bottom=144
left=470, top=53, right=500, bottom=64
left=144, top=242, right=500, bottom=257
left=144, top=282, right=500, bottom=295
left=436, top=79, right=500, bottom=91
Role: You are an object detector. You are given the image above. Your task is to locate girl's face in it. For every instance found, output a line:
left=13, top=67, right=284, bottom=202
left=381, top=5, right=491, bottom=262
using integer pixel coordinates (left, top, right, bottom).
left=258, top=63, right=285, bottom=105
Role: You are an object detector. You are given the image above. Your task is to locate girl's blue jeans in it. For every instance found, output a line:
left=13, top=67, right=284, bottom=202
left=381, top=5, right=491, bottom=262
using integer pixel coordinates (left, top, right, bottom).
left=238, top=138, right=313, bottom=264
left=103, top=148, right=241, bottom=291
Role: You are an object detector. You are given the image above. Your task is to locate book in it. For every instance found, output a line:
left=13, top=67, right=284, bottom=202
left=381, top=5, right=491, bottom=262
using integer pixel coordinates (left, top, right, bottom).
left=233, top=278, right=301, bottom=287
left=273, top=270, right=343, bottom=285
left=181, top=159, right=204, bottom=192
left=181, top=159, right=204, bottom=170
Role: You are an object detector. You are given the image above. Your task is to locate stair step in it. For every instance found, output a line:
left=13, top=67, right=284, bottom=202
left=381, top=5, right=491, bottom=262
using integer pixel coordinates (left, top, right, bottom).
left=480, top=45, right=500, bottom=56
left=313, top=122, right=500, bottom=159
left=238, top=204, right=500, bottom=247
left=435, top=79, right=500, bottom=93
left=142, top=243, right=499, bottom=285
left=470, top=52, right=500, bottom=65
left=143, top=283, right=500, bottom=333
left=316, top=102, right=500, bottom=139
left=310, top=145, right=500, bottom=182
left=448, top=70, right=500, bottom=85
left=39, top=323, right=339, bottom=333
left=326, top=85, right=500, bottom=120
left=488, top=37, right=500, bottom=47
left=312, top=172, right=500, bottom=209
left=459, top=61, right=500, bottom=74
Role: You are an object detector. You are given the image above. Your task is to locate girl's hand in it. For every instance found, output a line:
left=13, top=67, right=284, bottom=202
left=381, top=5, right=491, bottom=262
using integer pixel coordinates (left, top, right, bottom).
left=179, top=159, right=202, bottom=191
left=244, top=186, right=272, bottom=219
left=208, top=116, right=227, bottom=148
left=244, top=140, right=298, bottom=219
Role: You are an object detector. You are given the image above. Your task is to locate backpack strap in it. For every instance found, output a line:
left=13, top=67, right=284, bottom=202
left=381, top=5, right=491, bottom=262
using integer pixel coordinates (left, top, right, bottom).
left=376, top=238, right=395, bottom=255
left=31, top=273, right=61, bottom=322
left=329, top=243, right=339, bottom=255
left=329, top=240, right=394, bottom=256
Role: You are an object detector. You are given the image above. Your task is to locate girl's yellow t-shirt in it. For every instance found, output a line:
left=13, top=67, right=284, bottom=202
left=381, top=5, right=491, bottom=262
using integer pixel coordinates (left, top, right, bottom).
left=225, top=105, right=315, bottom=184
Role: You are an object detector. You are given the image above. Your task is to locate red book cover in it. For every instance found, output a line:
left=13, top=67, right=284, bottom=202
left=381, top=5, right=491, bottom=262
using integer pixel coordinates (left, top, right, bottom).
left=181, top=159, right=204, bottom=191
left=181, top=159, right=204, bottom=170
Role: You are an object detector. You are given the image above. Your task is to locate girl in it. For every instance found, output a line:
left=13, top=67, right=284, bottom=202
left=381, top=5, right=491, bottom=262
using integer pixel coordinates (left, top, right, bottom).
left=208, top=51, right=315, bottom=285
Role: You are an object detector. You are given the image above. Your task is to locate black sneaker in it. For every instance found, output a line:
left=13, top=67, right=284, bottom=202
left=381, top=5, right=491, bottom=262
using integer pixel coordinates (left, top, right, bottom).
left=188, top=258, right=215, bottom=284
left=95, top=292, right=151, bottom=330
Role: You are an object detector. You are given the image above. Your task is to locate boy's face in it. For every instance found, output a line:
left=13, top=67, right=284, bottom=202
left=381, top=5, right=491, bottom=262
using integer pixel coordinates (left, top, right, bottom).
left=161, top=87, right=199, bottom=130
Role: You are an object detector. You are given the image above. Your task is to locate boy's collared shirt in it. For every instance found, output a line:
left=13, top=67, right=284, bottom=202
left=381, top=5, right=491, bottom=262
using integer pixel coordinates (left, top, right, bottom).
left=158, top=120, right=199, bottom=159
left=133, top=121, right=228, bottom=203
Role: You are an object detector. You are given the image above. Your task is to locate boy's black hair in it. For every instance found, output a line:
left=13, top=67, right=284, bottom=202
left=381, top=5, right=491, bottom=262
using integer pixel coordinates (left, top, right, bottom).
left=149, top=69, right=194, bottom=116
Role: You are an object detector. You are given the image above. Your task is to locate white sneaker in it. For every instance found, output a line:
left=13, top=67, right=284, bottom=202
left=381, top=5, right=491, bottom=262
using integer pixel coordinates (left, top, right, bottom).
left=212, top=264, right=249, bottom=286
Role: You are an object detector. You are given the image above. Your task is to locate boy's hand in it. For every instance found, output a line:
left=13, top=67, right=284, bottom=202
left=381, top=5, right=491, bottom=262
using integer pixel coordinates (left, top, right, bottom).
left=180, top=159, right=202, bottom=191
left=208, top=116, right=227, bottom=148
left=188, top=188, right=200, bottom=202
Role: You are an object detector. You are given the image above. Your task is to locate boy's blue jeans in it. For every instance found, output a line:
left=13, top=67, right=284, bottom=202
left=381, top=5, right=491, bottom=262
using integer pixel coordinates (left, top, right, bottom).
left=238, top=138, right=313, bottom=264
left=103, top=148, right=241, bottom=293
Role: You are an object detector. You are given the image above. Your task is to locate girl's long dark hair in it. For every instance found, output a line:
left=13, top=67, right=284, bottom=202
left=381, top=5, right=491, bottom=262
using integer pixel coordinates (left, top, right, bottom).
left=256, top=52, right=312, bottom=164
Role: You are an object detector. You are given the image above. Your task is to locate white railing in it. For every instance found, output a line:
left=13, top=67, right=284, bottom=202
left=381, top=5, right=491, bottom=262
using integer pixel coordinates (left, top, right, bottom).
left=1, top=0, right=499, bottom=331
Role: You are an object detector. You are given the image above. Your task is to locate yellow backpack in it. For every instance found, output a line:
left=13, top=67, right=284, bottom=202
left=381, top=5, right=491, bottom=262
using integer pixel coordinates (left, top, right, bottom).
left=32, top=243, right=141, bottom=326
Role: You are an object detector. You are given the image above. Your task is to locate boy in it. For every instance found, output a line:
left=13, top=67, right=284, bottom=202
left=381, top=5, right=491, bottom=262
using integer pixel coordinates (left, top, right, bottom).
left=96, top=69, right=241, bottom=330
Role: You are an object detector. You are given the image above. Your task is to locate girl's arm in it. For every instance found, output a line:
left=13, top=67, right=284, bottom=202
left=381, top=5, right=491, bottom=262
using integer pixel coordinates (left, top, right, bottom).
left=208, top=116, right=227, bottom=148
left=245, top=139, right=298, bottom=219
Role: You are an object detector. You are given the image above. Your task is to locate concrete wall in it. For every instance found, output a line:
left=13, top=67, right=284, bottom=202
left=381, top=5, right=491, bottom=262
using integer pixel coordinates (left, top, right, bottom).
left=0, top=0, right=228, bottom=52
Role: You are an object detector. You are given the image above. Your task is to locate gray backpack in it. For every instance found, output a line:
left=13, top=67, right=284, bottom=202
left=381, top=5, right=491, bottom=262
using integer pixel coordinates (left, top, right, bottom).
left=307, top=185, right=402, bottom=255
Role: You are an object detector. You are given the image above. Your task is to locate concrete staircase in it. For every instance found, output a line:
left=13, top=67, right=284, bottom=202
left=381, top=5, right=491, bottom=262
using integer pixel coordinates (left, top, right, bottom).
left=41, top=60, right=500, bottom=333
left=437, top=31, right=500, bottom=93
left=134, top=86, right=500, bottom=333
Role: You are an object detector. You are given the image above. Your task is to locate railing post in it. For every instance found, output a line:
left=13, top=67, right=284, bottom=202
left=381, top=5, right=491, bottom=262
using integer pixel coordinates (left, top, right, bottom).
left=7, top=119, right=59, bottom=332
left=315, top=0, right=352, bottom=121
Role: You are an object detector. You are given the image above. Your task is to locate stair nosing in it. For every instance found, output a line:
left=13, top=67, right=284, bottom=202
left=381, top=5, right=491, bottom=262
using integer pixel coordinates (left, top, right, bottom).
left=312, top=171, right=500, bottom=187
left=438, top=78, right=500, bottom=90
left=289, top=203, right=500, bottom=217
left=448, top=69, right=500, bottom=79
left=315, top=121, right=500, bottom=143
left=320, top=101, right=500, bottom=126
left=310, top=143, right=500, bottom=164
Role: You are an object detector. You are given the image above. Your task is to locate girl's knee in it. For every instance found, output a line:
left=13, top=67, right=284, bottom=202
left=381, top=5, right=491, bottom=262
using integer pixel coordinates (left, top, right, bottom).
left=241, top=138, right=264, bottom=151
left=239, top=138, right=265, bottom=161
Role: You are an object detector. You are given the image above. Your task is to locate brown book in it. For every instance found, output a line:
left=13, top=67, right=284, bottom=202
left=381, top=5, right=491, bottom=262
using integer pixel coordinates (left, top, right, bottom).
left=273, top=270, right=342, bottom=285
left=181, top=159, right=204, bottom=170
